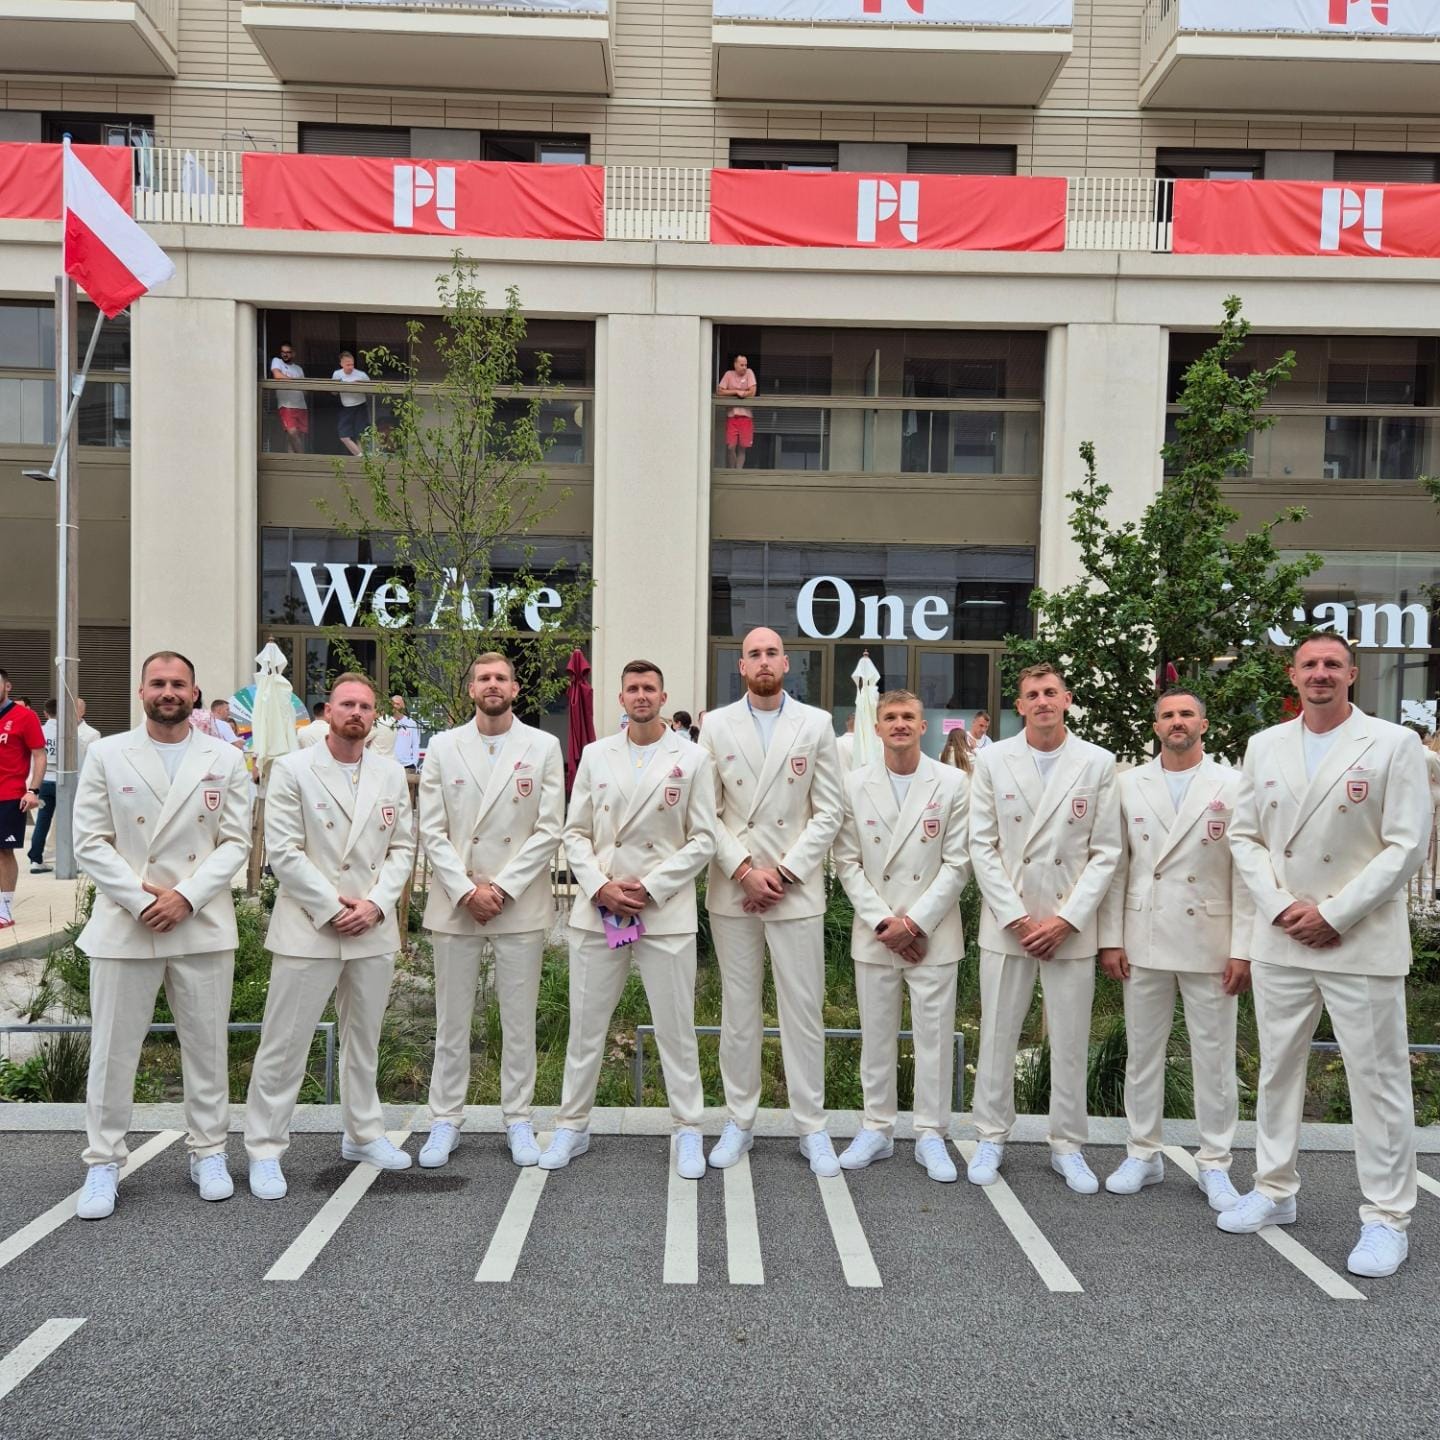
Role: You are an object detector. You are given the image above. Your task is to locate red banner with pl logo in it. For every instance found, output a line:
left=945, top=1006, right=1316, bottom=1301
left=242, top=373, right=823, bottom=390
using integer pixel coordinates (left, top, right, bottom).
left=709, top=169, right=1067, bottom=251
left=1172, top=178, right=1440, bottom=258
left=242, top=153, right=605, bottom=240
left=0, top=143, right=133, bottom=219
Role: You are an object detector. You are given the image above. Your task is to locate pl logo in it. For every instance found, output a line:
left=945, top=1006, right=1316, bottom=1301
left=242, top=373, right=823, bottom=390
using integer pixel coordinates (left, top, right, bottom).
left=1319, top=186, right=1384, bottom=252
left=393, top=164, right=456, bottom=231
left=1328, top=0, right=1388, bottom=24
left=856, top=178, right=919, bottom=244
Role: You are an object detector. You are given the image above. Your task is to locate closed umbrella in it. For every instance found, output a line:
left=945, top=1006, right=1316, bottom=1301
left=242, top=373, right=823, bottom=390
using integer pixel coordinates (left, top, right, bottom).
left=565, top=647, right=596, bottom=796
left=851, top=650, right=881, bottom=770
left=250, top=641, right=298, bottom=763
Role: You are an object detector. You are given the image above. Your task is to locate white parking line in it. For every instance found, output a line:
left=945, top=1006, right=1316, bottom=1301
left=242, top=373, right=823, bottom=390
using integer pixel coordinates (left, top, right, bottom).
left=1161, top=1145, right=1366, bottom=1302
left=476, top=1136, right=551, bottom=1284
left=0, top=1319, right=86, bottom=1402
left=1415, top=1169, right=1440, bottom=1202
left=265, top=1125, right=414, bottom=1283
left=0, top=1129, right=183, bottom=1275
left=723, top=1152, right=764, bottom=1286
left=954, top=1141, right=1084, bottom=1294
left=663, top=1139, right=698, bottom=1285
left=815, top=1172, right=882, bottom=1289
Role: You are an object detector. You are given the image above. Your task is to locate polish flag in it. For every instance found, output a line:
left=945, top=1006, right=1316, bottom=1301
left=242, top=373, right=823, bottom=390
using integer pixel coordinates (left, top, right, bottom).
left=62, top=141, right=174, bottom=318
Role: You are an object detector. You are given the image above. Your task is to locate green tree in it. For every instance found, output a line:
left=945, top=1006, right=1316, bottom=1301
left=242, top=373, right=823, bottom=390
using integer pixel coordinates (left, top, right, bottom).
left=1004, top=297, right=1321, bottom=763
left=321, top=256, right=592, bottom=729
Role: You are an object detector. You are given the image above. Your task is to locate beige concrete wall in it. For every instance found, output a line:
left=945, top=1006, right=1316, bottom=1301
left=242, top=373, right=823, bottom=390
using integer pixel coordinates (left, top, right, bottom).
left=128, top=296, right=257, bottom=721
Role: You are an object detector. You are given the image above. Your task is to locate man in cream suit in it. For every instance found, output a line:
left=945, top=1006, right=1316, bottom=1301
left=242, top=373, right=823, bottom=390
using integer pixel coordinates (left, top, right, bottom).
left=699, top=628, right=844, bottom=1176
left=539, top=660, right=717, bottom=1181
left=1098, top=689, right=1254, bottom=1211
left=1227, top=633, right=1429, bottom=1277
left=72, top=651, right=251, bottom=1220
left=244, top=674, right=416, bottom=1198
left=417, top=651, right=564, bottom=1169
left=832, top=690, right=971, bottom=1182
left=967, top=662, right=1121, bottom=1194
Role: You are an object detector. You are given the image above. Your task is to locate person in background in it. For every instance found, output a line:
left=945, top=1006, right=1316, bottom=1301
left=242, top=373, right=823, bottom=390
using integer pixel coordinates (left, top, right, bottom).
left=837, top=713, right=857, bottom=772
left=27, top=699, right=58, bottom=874
left=968, top=710, right=993, bottom=751
left=76, top=699, right=101, bottom=771
left=939, top=728, right=974, bottom=775
left=210, top=699, right=244, bottom=750
left=0, top=671, right=45, bottom=926
left=717, top=353, right=758, bottom=470
left=333, top=351, right=371, bottom=458
left=270, top=343, right=307, bottom=455
left=390, top=695, right=420, bottom=770
left=671, top=710, right=698, bottom=742
left=189, top=690, right=218, bottom=738
left=299, top=700, right=329, bottom=749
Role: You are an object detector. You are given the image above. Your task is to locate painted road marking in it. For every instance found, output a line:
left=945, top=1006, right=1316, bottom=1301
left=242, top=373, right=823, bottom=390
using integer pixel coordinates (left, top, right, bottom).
left=815, top=1171, right=882, bottom=1289
left=663, top=1137, right=698, bottom=1286
left=723, top=1151, right=764, bottom=1286
left=476, top=1136, right=551, bottom=1284
left=0, top=1319, right=86, bottom=1402
left=954, top=1141, right=1084, bottom=1294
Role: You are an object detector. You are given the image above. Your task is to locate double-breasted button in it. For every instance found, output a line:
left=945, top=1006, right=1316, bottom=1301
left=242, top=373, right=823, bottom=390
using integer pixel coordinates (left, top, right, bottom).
left=736, top=779, right=744, bottom=787
left=512, top=797, right=519, bottom=804
left=912, top=873, right=920, bottom=881
left=342, top=863, right=351, bottom=871
left=503, top=837, right=511, bottom=845
left=1054, top=858, right=1062, bottom=866
left=1284, top=848, right=1293, bottom=858
left=747, top=822, right=754, bottom=829
left=326, top=821, right=334, bottom=830
left=777, top=819, right=785, bottom=827
left=1186, top=907, right=1195, bottom=916
left=1323, top=854, right=1331, bottom=863
left=603, top=805, right=610, bottom=812
left=473, top=835, right=480, bottom=843
left=148, top=856, right=156, bottom=865
left=1338, top=805, right=1348, bottom=813
left=1153, top=872, right=1161, bottom=880
left=1143, top=834, right=1150, bottom=842
left=370, top=863, right=377, bottom=871
left=1013, top=815, right=1022, bottom=823
left=883, top=873, right=891, bottom=881
left=872, top=836, right=881, bottom=844
left=1200, top=838, right=1208, bottom=845
left=615, top=843, right=623, bottom=850
left=788, top=777, right=795, bottom=784
left=186, top=853, right=195, bottom=862
left=197, top=816, right=206, bottom=824
left=1269, top=800, right=1278, bottom=809
left=1187, top=874, right=1197, bottom=883
left=137, top=816, right=146, bottom=825
left=1023, top=857, right=1031, bottom=865
left=645, top=841, right=654, bottom=849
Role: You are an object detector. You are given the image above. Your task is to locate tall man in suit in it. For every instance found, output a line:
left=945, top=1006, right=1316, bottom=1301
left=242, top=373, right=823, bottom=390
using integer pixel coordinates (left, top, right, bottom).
left=1226, top=633, right=1429, bottom=1276
left=700, top=628, right=844, bottom=1176
left=417, top=652, right=565, bottom=1169
left=244, top=673, right=416, bottom=1198
left=832, top=690, right=971, bottom=1182
left=539, top=660, right=718, bottom=1181
left=967, top=662, right=1121, bottom=1194
left=72, top=651, right=252, bottom=1219
left=1098, top=689, right=1254, bottom=1210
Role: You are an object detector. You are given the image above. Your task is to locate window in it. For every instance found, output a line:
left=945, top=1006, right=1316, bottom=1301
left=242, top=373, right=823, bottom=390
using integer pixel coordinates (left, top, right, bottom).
left=483, top=134, right=589, bottom=165
left=1156, top=149, right=1263, bottom=181
left=906, top=145, right=1017, bottom=176
left=42, top=113, right=153, bottom=147
left=729, top=141, right=839, bottom=172
left=0, top=301, right=130, bottom=448
left=299, top=124, right=410, bottom=157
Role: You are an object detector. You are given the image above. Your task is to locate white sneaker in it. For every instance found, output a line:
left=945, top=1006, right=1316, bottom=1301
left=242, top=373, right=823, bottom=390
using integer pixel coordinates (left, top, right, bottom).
left=538, top=1128, right=590, bottom=1170
left=190, top=1153, right=234, bottom=1202
left=76, top=1163, right=118, bottom=1220
left=914, top=1135, right=958, bottom=1183
left=248, top=1158, right=287, bottom=1200
left=341, top=1135, right=413, bottom=1170
left=1051, top=1151, right=1100, bottom=1194
left=1347, top=1222, right=1408, bottom=1278
left=1197, top=1167, right=1240, bottom=1213
left=1105, top=1155, right=1164, bottom=1195
left=419, top=1122, right=460, bottom=1169
left=838, top=1130, right=893, bottom=1170
left=967, top=1141, right=1005, bottom=1186
left=1216, top=1189, right=1296, bottom=1233
left=798, top=1131, right=841, bottom=1177
left=675, top=1132, right=705, bottom=1180
left=508, top=1122, right=541, bottom=1167
left=707, top=1122, right=753, bottom=1169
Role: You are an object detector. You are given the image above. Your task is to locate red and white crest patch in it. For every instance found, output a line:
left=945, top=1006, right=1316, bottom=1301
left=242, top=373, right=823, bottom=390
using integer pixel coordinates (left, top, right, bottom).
left=790, top=755, right=807, bottom=778
left=922, top=817, right=940, bottom=839
left=203, top=789, right=221, bottom=812
left=1071, top=796, right=1088, bottom=820
left=516, top=777, right=533, bottom=799
left=380, top=804, right=396, bottom=827
left=1206, top=819, right=1226, bottom=841
left=664, top=786, right=681, bottom=807
left=1346, top=779, right=1369, bottom=804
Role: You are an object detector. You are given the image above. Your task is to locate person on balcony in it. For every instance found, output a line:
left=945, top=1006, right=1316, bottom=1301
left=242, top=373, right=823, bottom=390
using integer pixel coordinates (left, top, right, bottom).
left=269, top=342, right=307, bottom=455
left=717, top=353, right=757, bottom=469
left=333, top=350, right=371, bottom=457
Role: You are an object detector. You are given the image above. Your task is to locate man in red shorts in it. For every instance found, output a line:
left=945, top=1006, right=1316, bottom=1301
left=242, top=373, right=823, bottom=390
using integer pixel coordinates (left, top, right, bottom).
left=0, top=669, right=46, bottom=929
left=718, top=353, right=757, bottom=469
left=269, top=342, right=308, bottom=454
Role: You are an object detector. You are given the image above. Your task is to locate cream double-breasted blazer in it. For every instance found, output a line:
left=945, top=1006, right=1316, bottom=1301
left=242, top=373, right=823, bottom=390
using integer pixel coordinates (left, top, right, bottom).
left=1098, top=755, right=1254, bottom=972
left=263, top=744, right=416, bottom=959
left=833, top=755, right=971, bottom=968
left=969, top=731, right=1122, bottom=959
left=74, top=727, right=251, bottom=959
left=564, top=730, right=717, bottom=937
left=1229, top=709, right=1429, bottom=977
left=699, top=698, right=843, bottom=921
left=419, top=718, right=564, bottom=937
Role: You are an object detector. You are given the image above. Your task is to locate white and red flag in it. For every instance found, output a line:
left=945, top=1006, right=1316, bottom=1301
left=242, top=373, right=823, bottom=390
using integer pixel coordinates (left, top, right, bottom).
left=62, top=140, right=174, bottom=317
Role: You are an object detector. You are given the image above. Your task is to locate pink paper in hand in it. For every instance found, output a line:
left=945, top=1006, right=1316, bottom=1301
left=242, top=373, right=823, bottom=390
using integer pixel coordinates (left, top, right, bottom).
left=600, top=907, right=646, bottom=949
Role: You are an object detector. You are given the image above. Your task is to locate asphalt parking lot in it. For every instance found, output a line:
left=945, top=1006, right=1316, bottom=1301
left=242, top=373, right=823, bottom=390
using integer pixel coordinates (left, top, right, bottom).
left=2, top=1117, right=1438, bottom=1440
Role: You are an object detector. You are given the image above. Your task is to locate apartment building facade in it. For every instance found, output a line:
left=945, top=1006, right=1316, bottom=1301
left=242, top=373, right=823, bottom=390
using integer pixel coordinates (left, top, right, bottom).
left=2, top=0, right=1439, bottom=740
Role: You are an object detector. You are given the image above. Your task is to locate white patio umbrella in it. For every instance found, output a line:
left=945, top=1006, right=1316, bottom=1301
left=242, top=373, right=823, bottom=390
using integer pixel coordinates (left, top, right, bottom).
left=851, top=650, right=881, bottom=770
left=249, top=641, right=298, bottom=762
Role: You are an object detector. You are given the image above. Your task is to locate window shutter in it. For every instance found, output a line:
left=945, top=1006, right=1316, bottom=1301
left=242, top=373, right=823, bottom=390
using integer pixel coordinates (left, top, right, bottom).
left=728, top=141, right=839, bottom=168
left=79, top=626, right=131, bottom=737
left=0, top=629, right=50, bottom=707
left=299, top=125, right=411, bottom=158
left=1334, top=152, right=1440, bottom=185
left=906, top=145, right=1017, bottom=176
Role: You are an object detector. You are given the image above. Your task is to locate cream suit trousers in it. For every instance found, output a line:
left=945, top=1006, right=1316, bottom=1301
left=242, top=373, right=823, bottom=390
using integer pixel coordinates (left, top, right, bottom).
left=244, top=952, right=394, bottom=1160
left=710, top=912, right=827, bottom=1135
left=855, top=960, right=957, bottom=1142
left=1251, top=962, right=1417, bottom=1229
left=1122, top=966, right=1237, bottom=1170
left=428, top=930, right=545, bottom=1127
left=555, top=928, right=703, bottom=1133
left=84, top=951, right=234, bottom=1168
left=972, top=947, right=1094, bottom=1153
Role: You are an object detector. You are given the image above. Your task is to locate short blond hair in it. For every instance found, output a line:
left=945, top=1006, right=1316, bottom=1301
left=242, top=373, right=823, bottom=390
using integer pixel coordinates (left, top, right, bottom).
left=328, top=671, right=377, bottom=700
left=470, top=651, right=516, bottom=681
left=876, top=688, right=922, bottom=714
left=1016, top=662, right=1067, bottom=692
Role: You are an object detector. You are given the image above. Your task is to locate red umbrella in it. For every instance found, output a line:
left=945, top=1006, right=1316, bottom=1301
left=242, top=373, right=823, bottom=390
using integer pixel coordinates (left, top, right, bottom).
left=565, top=647, right=596, bottom=796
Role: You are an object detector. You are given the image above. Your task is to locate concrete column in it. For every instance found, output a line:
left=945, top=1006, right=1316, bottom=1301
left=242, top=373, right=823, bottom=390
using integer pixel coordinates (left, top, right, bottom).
left=1039, top=323, right=1167, bottom=594
left=130, top=298, right=257, bottom=719
left=590, top=313, right=711, bottom=733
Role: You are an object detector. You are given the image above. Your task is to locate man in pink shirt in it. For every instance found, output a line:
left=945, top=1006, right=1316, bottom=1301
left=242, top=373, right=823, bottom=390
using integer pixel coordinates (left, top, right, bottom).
left=717, top=354, right=758, bottom=469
